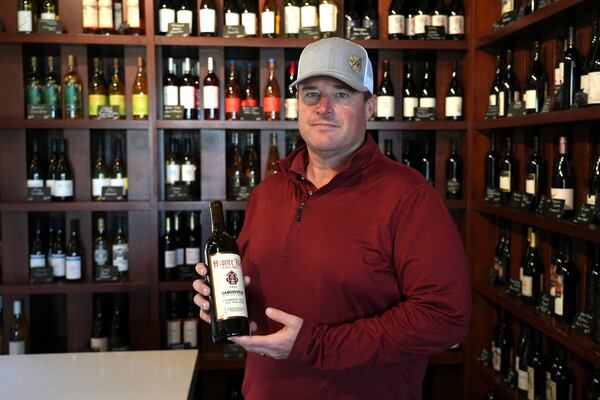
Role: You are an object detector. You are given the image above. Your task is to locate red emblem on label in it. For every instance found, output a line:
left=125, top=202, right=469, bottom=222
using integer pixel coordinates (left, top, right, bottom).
left=226, top=270, right=239, bottom=285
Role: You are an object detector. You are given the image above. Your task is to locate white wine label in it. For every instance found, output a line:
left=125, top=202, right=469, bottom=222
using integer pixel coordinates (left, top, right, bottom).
left=587, top=194, right=596, bottom=205
left=209, top=253, right=248, bottom=320
left=448, top=16, right=464, bottom=35
left=114, top=3, right=123, bottom=30
left=521, top=275, right=533, bottom=297
left=40, top=12, right=56, bottom=21
left=499, top=173, right=510, bottom=191
left=127, top=0, right=141, bottom=28
left=199, top=8, right=216, bottom=33
left=185, top=247, right=201, bottom=265
left=285, top=6, right=300, bottom=34
left=30, top=254, right=46, bottom=268
left=54, top=180, right=74, bottom=197
left=179, top=86, right=195, bottom=109
left=241, top=13, right=257, bottom=35
left=225, top=12, right=240, bottom=26
left=91, top=337, right=109, bottom=352
left=110, top=177, right=128, bottom=194
left=167, top=320, right=182, bottom=345
left=513, top=91, right=521, bottom=102
left=550, top=188, right=574, bottom=211
left=554, top=273, right=564, bottom=316
left=502, top=0, right=515, bottom=15
left=165, top=164, right=180, bottom=184
left=388, top=14, right=405, bottom=35
left=419, top=97, right=435, bottom=110
left=66, top=256, right=82, bottom=280
left=445, top=96, right=463, bottom=117
left=92, top=178, right=110, bottom=197
left=176, top=248, right=184, bottom=266
left=163, top=86, right=179, bottom=106
left=588, top=71, right=600, bottom=105
left=181, top=164, right=196, bottom=182
left=284, top=98, right=298, bottom=119
left=183, top=319, right=198, bottom=348
left=525, top=89, right=537, bottom=110
left=9, top=341, right=25, bottom=355
left=176, top=9, right=193, bottom=28
left=558, top=63, right=565, bottom=85
left=492, top=347, right=501, bottom=371
left=489, top=94, right=497, bottom=107
left=406, top=16, right=415, bottom=37
left=403, top=97, right=418, bottom=117
left=51, top=254, right=66, bottom=277
left=528, top=367, right=535, bottom=400
left=546, top=373, right=553, bottom=400
left=203, top=86, right=219, bottom=109
left=27, top=179, right=44, bottom=188
left=18, top=10, right=33, bottom=32
left=94, top=247, right=108, bottom=266
left=112, top=244, right=129, bottom=272
left=549, top=381, right=557, bottom=400
left=414, top=14, right=431, bottom=35
left=376, top=96, right=395, bottom=118
left=164, top=250, right=176, bottom=269
left=300, top=6, right=318, bottom=28
left=98, top=0, right=113, bottom=29
left=319, top=4, right=337, bottom=33
left=581, top=74, right=589, bottom=95
left=82, top=0, right=99, bottom=29
left=432, top=14, right=448, bottom=32
left=261, top=11, right=275, bottom=34
left=525, top=175, right=536, bottom=195
left=518, top=368, right=528, bottom=391
left=499, top=92, right=505, bottom=116
left=159, top=8, right=176, bottom=33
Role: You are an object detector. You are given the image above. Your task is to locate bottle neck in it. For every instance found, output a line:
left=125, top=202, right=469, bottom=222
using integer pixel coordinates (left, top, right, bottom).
left=209, top=201, right=227, bottom=232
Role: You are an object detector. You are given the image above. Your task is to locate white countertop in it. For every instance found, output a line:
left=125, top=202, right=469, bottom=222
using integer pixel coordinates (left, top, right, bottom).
left=0, top=349, right=198, bottom=399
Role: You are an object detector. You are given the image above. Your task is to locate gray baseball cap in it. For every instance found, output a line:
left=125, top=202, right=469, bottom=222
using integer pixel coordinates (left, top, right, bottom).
left=291, top=37, right=374, bottom=94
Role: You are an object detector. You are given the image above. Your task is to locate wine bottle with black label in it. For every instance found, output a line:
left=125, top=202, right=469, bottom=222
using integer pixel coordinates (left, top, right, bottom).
left=485, top=133, right=500, bottom=194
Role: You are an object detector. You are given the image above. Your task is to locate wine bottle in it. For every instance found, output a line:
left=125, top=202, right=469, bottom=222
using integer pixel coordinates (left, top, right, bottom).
left=162, top=215, right=177, bottom=281
left=402, top=63, right=418, bottom=121
left=228, top=132, right=243, bottom=200
left=549, top=236, right=565, bottom=301
left=9, top=299, right=29, bottom=355
left=242, top=63, right=259, bottom=107
left=485, top=133, right=500, bottom=193
left=131, top=57, right=148, bottom=120
left=420, top=139, right=434, bottom=185
left=224, top=0, right=240, bottom=28
left=401, top=139, right=416, bottom=168
left=301, top=0, right=319, bottom=31
left=521, top=228, right=543, bottom=306
left=204, top=200, right=249, bottom=344
left=491, top=309, right=512, bottom=375
left=184, top=212, right=201, bottom=279
left=27, top=139, right=44, bottom=189
left=551, top=136, right=575, bottom=216
left=362, top=0, right=378, bottom=39
left=446, top=139, right=462, bottom=199
left=181, top=137, right=197, bottom=200
left=516, top=322, right=531, bottom=392
left=376, top=60, right=395, bottom=121
left=284, top=60, right=298, bottom=121
left=113, top=0, right=123, bottom=33
left=554, top=238, right=578, bottom=323
left=109, top=138, right=127, bottom=198
left=388, top=0, right=405, bottom=39
left=109, top=293, right=130, bottom=351
left=431, top=0, right=448, bottom=37
left=414, top=0, right=431, bottom=40
left=165, top=137, right=181, bottom=190
left=92, top=139, right=109, bottom=201
left=65, top=219, right=83, bottom=282
left=261, top=0, right=280, bottom=38
left=243, top=132, right=260, bottom=194
left=63, top=54, right=82, bottom=120
left=563, top=27, right=581, bottom=110
left=344, top=0, right=360, bottom=39
left=419, top=61, right=436, bottom=112
left=240, top=0, right=258, bottom=37
left=18, top=0, right=35, bottom=33
left=108, top=58, right=125, bottom=119
left=499, top=49, right=520, bottom=118
left=43, top=57, right=61, bottom=119
left=384, top=139, right=397, bottom=162
left=405, top=4, right=416, bottom=40
left=587, top=143, right=600, bottom=206
left=111, top=216, right=128, bottom=281
left=179, top=58, right=196, bottom=120
left=555, top=38, right=567, bottom=96
left=501, top=0, right=515, bottom=16
left=46, top=139, right=58, bottom=195
left=445, top=60, right=464, bottom=120
left=91, top=295, right=109, bottom=351
left=493, top=220, right=510, bottom=284
left=319, top=0, right=337, bottom=38
left=176, top=0, right=193, bottom=34
left=89, top=57, right=108, bottom=119
left=125, top=0, right=143, bottom=34
left=199, top=0, right=217, bottom=37
left=54, top=138, right=74, bottom=201
left=163, top=57, right=179, bottom=115
left=448, top=0, right=465, bottom=40
left=203, top=57, right=220, bottom=120
left=525, top=135, right=546, bottom=205
left=40, top=0, right=58, bottom=21
left=158, top=0, right=175, bottom=34
left=284, top=0, right=301, bottom=38
left=524, top=41, right=546, bottom=114
left=266, top=133, right=280, bottom=177
left=581, top=19, right=598, bottom=98
left=30, top=219, right=46, bottom=274
left=94, top=217, right=109, bottom=274
left=527, top=330, right=545, bottom=400
left=591, top=245, right=600, bottom=345
left=166, top=291, right=182, bottom=347
left=25, top=56, right=43, bottom=114
left=227, top=210, right=245, bottom=240
left=263, top=59, right=281, bottom=121
left=50, top=220, right=66, bottom=280
left=499, top=136, right=517, bottom=204
left=589, top=19, right=600, bottom=106
left=524, top=0, right=538, bottom=15
left=183, top=291, right=199, bottom=348
left=549, top=344, right=574, bottom=400
left=225, top=60, right=242, bottom=121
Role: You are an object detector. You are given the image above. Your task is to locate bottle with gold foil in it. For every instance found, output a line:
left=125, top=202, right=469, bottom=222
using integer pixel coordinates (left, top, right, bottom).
left=63, top=55, right=82, bottom=120
left=89, top=57, right=108, bottom=119
left=109, top=58, right=126, bottom=119
left=263, top=59, right=281, bottom=121
left=132, top=57, right=148, bottom=120
left=266, top=133, right=280, bottom=177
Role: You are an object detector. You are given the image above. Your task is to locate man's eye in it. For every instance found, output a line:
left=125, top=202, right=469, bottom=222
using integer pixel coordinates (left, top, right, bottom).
left=304, top=92, right=320, bottom=98
left=335, top=92, right=350, bottom=98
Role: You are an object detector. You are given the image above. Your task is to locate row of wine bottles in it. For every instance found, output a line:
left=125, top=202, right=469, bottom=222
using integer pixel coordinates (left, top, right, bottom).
left=165, top=291, right=199, bottom=349
left=24, top=55, right=148, bottom=120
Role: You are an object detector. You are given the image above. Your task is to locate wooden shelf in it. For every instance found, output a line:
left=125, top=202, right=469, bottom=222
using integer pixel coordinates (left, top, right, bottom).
left=0, top=119, right=149, bottom=130
left=158, top=201, right=245, bottom=211
left=0, top=32, right=148, bottom=45
left=473, top=360, right=524, bottom=400
left=0, top=201, right=151, bottom=212
left=474, top=282, right=600, bottom=365
left=476, top=0, right=587, bottom=49
left=474, top=106, right=600, bottom=130
left=475, top=201, right=600, bottom=243
left=0, top=281, right=152, bottom=295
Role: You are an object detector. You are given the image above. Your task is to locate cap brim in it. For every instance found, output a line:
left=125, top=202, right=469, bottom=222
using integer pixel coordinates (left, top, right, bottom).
left=291, top=70, right=371, bottom=93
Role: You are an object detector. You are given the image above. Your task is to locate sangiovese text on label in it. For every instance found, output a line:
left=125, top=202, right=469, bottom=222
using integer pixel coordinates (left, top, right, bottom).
left=209, top=253, right=248, bottom=321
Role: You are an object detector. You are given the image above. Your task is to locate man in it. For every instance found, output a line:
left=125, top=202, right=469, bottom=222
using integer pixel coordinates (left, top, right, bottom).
left=194, top=37, right=471, bottom=399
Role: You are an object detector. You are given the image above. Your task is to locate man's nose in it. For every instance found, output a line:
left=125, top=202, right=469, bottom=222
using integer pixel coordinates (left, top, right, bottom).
left=316, top=95, right=334, bottom=116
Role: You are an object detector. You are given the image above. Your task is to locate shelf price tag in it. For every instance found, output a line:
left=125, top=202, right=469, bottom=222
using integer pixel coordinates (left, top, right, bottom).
left=27, top=104, right=52, bottom=120
left=571, top=311, right=593, bottom=336
left=167, top=22, right=191, bottom=37
left=505, top=279, right=522, bottom=298
left=30, top=267, right=54, bottom=283
left=241, top=106, right=262, bottom=121
left=484, top=105, right=499, bottom=120
left=223, top=25, right=246, bottom=38
left=541, top=96, right=556, bottom=113
left=484, top=188, right=502, bottom=204
left=415, top=107, right=436, bottom=121
left=101, top=186, right=125, bottom=201
left=540, top=197, right=565, bottom=219
left=574, top=203, right=595, bottom=225
left=425, top=26, right=446, bottom=40
left=506, top=101, right=526, bottom=117
left=27, top=187, right=52, bottom=202
left=166, top=184, right=189, bottom=201
left=498, top=10, right=519, bottom=27
left=164, top=105, right=185, bottom=120
left=97, top=105, right=121, bottom=120
left=36, top=19, right=62, bottom=33
left=95, top=265, right=120, bottom=282
left=508, top=191, right=534, bottom=212
left=348, top=27, right=371, bottom=40
left=536, top=292, right=553, bottom=315
left=299, top=26, right=321, bottom=39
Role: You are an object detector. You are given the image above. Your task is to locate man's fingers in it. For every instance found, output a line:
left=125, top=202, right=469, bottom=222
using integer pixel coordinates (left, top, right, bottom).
left=265, top=307, right=296, bottom=326
left=195, top=263, right=207, bottom=276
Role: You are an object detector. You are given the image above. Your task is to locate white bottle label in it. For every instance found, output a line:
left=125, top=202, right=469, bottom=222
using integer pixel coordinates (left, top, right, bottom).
left=91, top=337, right=109, bottom=352
left=181, top=164, right=196, bottom=182
left=225, top=12, right=240, bottom=26
left=445, top=96, right=463, bottom=117
left=587, top=194, right=596, bottom=206
left=448, top=15, right=464, bottom=35
left=492, top=347, right=501, bottom=371
left=166, top=320, right=182, bottom=346
left=185, top=248, right=201, bottom=265
left=127, top=0, right=141, bottom=28
left=319, top=4, right=337, bottom=33
left=499, top=91, right=506, bottom=116
left=51, top=254, right=66, bottom=277
left=203, top=86, right=219, bottom=109
left=432, top=14, right=448, bottom=32
left=300, top=6, right=318, bottom=28
left=66, top=256, right=82, bottom=280
left=179, top=86, right=195, bottom=109
left=588, top=71, right=600, bottom=105
left=528, top=367, right=535, bottom=400
left=41, top=12, right=56, bottom=21
left=489, top=94, right=497, bottom=107
left=27, top=179, right=44, bottom=188
left=518, top=368, right=529, bottom=391
left=388, top=14, right=405, bottom=35
left=414, top=14, right=431, bottom=35
left=406, top=16, right=415, bottom=37
left=581, top=74, right=589, bottom=95
left=183, top=319, right=198, bottom=348
left=159, top=8, right=176, bottom=33
left=199, top=8, right=216, bottom=33
left=18, top=10, right=33, bottom=32
left=500, top=172, right=511, bottom=192
left=98, top=0, right=113, bottom=29
left=261, top=11, right=275, bottom=34
left=164, top=86, right=179, bottom=106
left=376, top=96, right=395, bottom=118
left=558, top=62, right=565, bottom=85
left=176, top=9, right=193, bottom=29
left=93, top=178, right=110, bottom=197
left=82, top=0, right=99, bottom=29
left=284, top=98, right=298, bottom=119
left=554, top=292, right=564, bottom=316
left=166, top=164, right=180, bottom=184
left=550, top=188, right=574, bottom=211
left=403, top=97, right=418, bottom=117
left=241, top=13, right=257, bottom=35
left=502, top=0, right=515, bottom=15
left=209, top=253, right=248, bottom=321
left=9, top=341, right=25, bottom=355
left=30, top=254, right=46, bottom=268
left=525, top=89, right=537, bottom=110
left=285, top=6, right=300, bottom=34
left=525, top=174, right=536, bottom=195
left=521, top=275, right=533, bottom=297
left=164, top=250, right=176, bottom=269
left=176, top=248, right=184, bottom=266
left=114, top=2, right=123, bottom=30
left=95, top=247, right=108, bottom=266
left=112, top=243, right=129, bottom=272
left=54, top=180, right=73, bottom=197
left=110, top=178, right=127, bottom=194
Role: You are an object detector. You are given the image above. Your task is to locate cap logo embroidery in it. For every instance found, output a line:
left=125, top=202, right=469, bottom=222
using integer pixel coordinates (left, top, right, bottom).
left=349, top=55, right=362, bottom=73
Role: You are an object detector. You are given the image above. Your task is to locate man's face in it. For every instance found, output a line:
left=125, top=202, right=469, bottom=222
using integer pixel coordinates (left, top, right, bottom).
left=297, top=76, right=375, bottom=160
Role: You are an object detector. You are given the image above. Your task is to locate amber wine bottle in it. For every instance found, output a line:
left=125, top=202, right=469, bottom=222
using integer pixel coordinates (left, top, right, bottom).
left=204, top=200, right=249, bottom=344
left=132, top=57, right=148, bottom=120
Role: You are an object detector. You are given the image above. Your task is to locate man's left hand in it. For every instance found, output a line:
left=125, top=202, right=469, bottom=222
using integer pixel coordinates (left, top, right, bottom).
left=231, top=307, right=303, bottom=360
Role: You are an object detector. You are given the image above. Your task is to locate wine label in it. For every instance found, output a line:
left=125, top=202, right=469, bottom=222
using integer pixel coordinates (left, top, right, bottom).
left=132, top=94, right=148, bottom=117
left=66, top=256, right=82, bottom=280
left=98, top=0, right=113, bottom=29
left=114, top=2, right=123, bottom=30
left=186, top=247, right=201, bottom=265
left=166, top=319, right=182, bottom=345
left=82, top=0, right=99, bottom=29
left=388, top=14, right=405, bottom=35
left=448, top=15, right=464, bottom=35
left=164, top=86, right=179, bottom=107
left=9, top=341, right=25, bottom=355
left=581, top=74, right=589, bottom=95
left=110, top=177, right=128, bottom=194
left=50, top=253, right=66, bottom=277
left=176, top=248, right=184, bottom=267
left=445, top=96, right=463, bottom=117
left=376, top=96, right=395, bottom=118
left=40, top=12, right=56, bottom=21
left=91, top=337, right=109, bottom=352
left=109, top=94, right=126, bottom=116
left=159, top=8, right=176, bottom=33
left=225, top=11, right=240, bottom=26
left=30, top=254, right=46, bottom=268
left=284, top=98, right=298, bottom=120
left=54, top=180, right=74, bottom=197
left=176, top=9, right=193, bottom=30
left=209, top=253, right=248, bottom=320
left=225, top=97, right=241, bottom=114
left=528, top=367, right=535, bottom=400
left=587, top=194, right=596, bottom=205
left=181, top=164, right=196, bottom=182
left=554, top=273, right=564, bottom=316
left=183, top=319, right=198, bottom=348
left=203, top=86, right=219, bottom=109
left=94, top=247, right=108, bottom=266
left=521, top=275, right=533, bottom=297
left=558, top=62, right=565, bottom=85
left=406, top=16, right=415, bottom=37
left=499, top=171, right=511, bottom=192
left=525, top=174, right=536, bottom=195
left=263, top=96, right=281, bottom=113
left=550, top=188, right=574, bottom=211
left=419, top=97, right=436, bottom=109
left=64, top=85, right=81, bottom=113
left=300, top=6, right=318, bottom=28
left=199, top=8, right=216, bottom=33
left=518, top=368, right=528, bottom=391
left=432, top=14, right=448, bottom=32
left=241, top=13, right=257, bottom=35
left=26, top=85, right=42, bottom=107
left=27, top=179, right=44, bottom=188
left=492, top=346, right=501, bottom=371
left=127, top=0, right=141, bottom=28
left=165, top=164, right=180, bottom=184
left=502, top=0, right=515, bottom=15
left=489, top=94, right=497, bottom=107
left=285, top=6, right=300, bottom=34
left=164, top=250, right=176, bottom=269
left=43, top=85, right=59, bottom=109
left=18, top=10, right=33, bottom=32
left=525, top=89, right=537, bottom=110
left=414, top=14, right=431, bottom=35
left=319, top=4, right=337, bottom=33
left=549, top=380, right=557, bottom=400
left=179, top=86, right=195, bottom=109
left=261, top=11, right=276, bottom=34
left=93, top=178, right=110, bottom=197
left=499, top=92, right=506, bottom=117
left=403, top=97, right=418, bottom=117
left=588, top=71, right=600, bottom=105
left=89, top=94, right=108, bottom=117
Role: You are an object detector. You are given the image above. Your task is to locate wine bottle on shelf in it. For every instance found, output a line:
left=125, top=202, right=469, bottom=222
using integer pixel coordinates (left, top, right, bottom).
left=240, top=0, right=258, bottom=37
left=547, top=343, right=574, bottom=400
left=526, top=330, right=545, bottom=400
left=89, top=57, right=108, bottom=119
left=204, top=200, right=250, bottom=344
left=284, top=0, right=301, bottom=38
left=27, top=139, right=44, bottom=189
left=501, top=0, right=515, bottom=17
left=554, top=238, right=578, bottom=323
left=499, top=136, right=517, bottom=204
left=9, top=299, right=29, bottom=355
left=587, top=143, right=600, bottom=206
left=431, top=0, right=448, bottom=37
left=491, top=309, right=512, bottom=375
left=243, top=132, right=260, bottom=195
left=91, top=295, right=109, bottom=352
left=125, top=0, right=143, bottom=34
left=94, top=217, right=109, bottom=275
left=562, top=26, right=581, bottom=110
left=344, top=0, right=360, bottom=39
left=228, top=132, right=243, bottom=200
left=362, top=0, right=378, bottom=39
left=158, top=0, right=176, bottom=35
left=25, top=56, right=43, bottom=114
left=132, top=57, right=148, bottom=120
left=445, top=60, right=464, bottom=121
left=266, top=133, right=280, bottom=177
left=183, top=292, right=199, bottom=348
left=163, top=57, right=179, bottom=115
left=225, top=60, right=242, bottom=120
left=184, top=212, right=201, bottom=280
left=401, top=139, right=416, bottom=168
left=589, top=19, right=600, bottom=106
left=30, top=219, right=46, bottom=273
left=521, top=228, right=543, bottom=306
left=199, top=0, right=217, bottom=37
left=581, top=19, right=598, bottom=98
left=554, top=38, right=567, bottom=98
left=524, top=0, right=538, bottom=15
left=224, top=0, right=240, bottom=29
left=485, top=133, right=500, bottom=194
left=376, top=60, right=395, bottom=121
left=301, top=0, right=319, bottom=32
left=446, top=139, right=462, bottom=199
left=181, top=137, right=198, bottom=199
left=63, top=55, right=82, bottom=120
left=176, top=0, right=193, bottom=34
left=405, top=4, right=416, bottom=40
left=524, top=41, right=546, bottom=114
left=112, top=216, right=128, bottom=281
left=194, top=61, right=201, bottom=117
left=402, top=63, right=418, bottom=121
left=109, top=293, right=130, bottom=351
left=242, top=63, right=259, bottom=107
left=384, top=139, right=397, bottom=162
left=549, top=235, right=565, bottom=301
left=499, top=49, right=520, bottom=118
left=587, top=367, right=600, bottom=398
left=525, top=135, right=546, bottom=205
left=54, top=139, right=74, bottom=201
left=50, top=220, right=66, bottom=280
left=591, top=245, right=600, bottom=345
left=493, top=220, right=510, bottom=284
left=43, top=56, right=61, bottom=119
left=448, top=0, right=464, bottom=40
left=227, top=210, right=245, bottom=240
left=419, top=61, right=436, bottom=113
left=387, top=0, right=405, bottom=39
left=162, top=215, right=177, bottom=281
left=65, top=219, right=83, bottom=282
left=114, top=0, right=124, bottom=32
left=414, top=0, right=431, bottom=40
left=173, top=213, right=184, bottom=274
left=165, top=137, right=181, bottom=191
left=261, top=0, right=280, bottom=38
left=285, top=60, right=298, bottom=121
left=179, top=58, right=196, bottom=120
left=515, top=322, right=531, bottom=393
left=98, top=0, right=114, bottom=34
left=166, top=292, right=182, bottom=348
left=203, top=57, right=220, bottom=120
left=18, top=0, right=35, bottom=33
left=46, top=139, right=58, bottom=196
left=92, top=139, right=109, bottom=201
left=419, top=139, right=434, bottom=185
left=109, top=58, right=125, bottom=119
left=551, top=136, right=575, bottom=217
left=319, top=0, right=337, bottom=38
left=40, top=0, right=58, bottom=22
left=263, top=59, right=281, bottom=121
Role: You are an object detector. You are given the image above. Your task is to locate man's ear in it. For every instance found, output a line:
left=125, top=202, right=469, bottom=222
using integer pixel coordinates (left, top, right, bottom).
left=365, top=94, right=376, bottom=120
